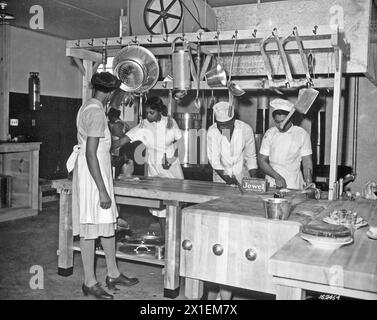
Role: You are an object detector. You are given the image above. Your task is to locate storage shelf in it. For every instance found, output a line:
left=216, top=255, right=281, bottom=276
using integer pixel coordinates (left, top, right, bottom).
left=72, top=241, right=165, bottom=267
left=0, top=207, right=38, bottom=223
left=154, top=78, right=335, bottom=91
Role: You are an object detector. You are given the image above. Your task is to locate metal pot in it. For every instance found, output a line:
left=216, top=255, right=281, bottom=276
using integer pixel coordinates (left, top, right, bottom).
left=113, top=45, right=159, bottom=93
left=263, top=198, right=292, bottom=220
left=174, top=112, right=204, bottom=167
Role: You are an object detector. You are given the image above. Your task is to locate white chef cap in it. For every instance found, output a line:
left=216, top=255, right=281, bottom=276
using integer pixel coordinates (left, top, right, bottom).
left=213, top=101, right=234, bottom=122
left=270, top=98, right=294, bottom=112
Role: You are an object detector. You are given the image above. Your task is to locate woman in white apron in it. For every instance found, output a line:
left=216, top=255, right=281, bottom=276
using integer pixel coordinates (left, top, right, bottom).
left=112, top=96, right=184, bottom=237
left=66, top=72, right=138, bottom=300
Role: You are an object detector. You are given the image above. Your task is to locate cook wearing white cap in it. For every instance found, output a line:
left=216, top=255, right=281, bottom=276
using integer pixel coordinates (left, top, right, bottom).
left=258, top=98, right=313, bottom=189
left=207, top=101, right=258, bottom=185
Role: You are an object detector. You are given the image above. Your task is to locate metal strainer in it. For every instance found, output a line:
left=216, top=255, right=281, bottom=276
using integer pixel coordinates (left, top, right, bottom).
left=113, top=45, right=159, bottom=93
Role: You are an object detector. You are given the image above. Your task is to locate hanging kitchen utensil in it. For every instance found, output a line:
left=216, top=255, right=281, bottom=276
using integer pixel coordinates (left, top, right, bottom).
left=205, top=64, right=227, bottom=87
left=260, top=35, right=285, bottom=94
left=308, top=51, right=315, bottom=79
left=272, top=28, right=294, bottom=88
left=227, top=31, right=245, bottom=104
left=113, top=43, right=159, bottom=93
left=138, top=93, right=145, bottom=126
left=208, top=90, right=217, bottom=125
left=205, top=32, right=227, bottom=88
left=194, top=44, right=202, bottom=110
left=171, top=37, right=191, bottom=98
left=280, top=87, right=319, bottom=130
left=167, top=89, right=173, bottom=117
left=293, top=27, right=313, bottom=87
left=228, top=90, right=235, bottom=118
left=208, top=90, right=216, bottom=109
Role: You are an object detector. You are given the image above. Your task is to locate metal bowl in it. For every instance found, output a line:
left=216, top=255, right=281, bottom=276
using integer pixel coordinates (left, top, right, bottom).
left=263, top=198, right=292, bottom=220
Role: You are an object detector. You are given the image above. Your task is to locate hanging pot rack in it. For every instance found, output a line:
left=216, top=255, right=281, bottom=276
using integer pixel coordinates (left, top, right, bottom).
left=68, top=25, right=348, bottom=201
left=67, top=24, right=347, bottom=91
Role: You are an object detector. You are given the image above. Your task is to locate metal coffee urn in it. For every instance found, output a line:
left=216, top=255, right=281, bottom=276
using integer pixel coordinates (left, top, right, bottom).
left=174, top=112, right=205, bottom=167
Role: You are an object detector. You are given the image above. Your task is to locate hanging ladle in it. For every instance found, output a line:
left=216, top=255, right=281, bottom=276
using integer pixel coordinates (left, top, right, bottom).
left=208, top=90, right=216, bottom=109
left=227, top=31, right=245, bottom=116
left=194, top=44, right=202, bottom=110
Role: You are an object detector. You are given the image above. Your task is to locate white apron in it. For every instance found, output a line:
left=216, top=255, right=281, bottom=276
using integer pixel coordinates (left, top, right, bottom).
left=67, top=100, right=118, bottom=235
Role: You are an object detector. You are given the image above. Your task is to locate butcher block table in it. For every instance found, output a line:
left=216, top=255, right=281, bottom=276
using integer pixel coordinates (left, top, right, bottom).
left=179, top=194, right=331, bottom=299
left=268, top=200, right=377, bottom=300
left=52, top=177, right=248, bottom=298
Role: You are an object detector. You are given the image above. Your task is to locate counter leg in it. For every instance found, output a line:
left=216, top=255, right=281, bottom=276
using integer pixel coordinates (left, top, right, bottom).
left=163, top=202, right=181, bottom=298
left=184, top=278, right=204, bottom=300
left=275, top=284, right=305, bottom=300
left=57, top=190, right=74, bottom=276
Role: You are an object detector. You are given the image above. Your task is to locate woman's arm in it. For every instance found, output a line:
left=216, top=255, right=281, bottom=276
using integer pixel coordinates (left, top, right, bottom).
left=111, top=134, right=131, bottom=152
left=302, top=154, right=313, bottom=186
left=257, top=153, right=287, bottom=188
left=86, top=137, right=111, bottom=209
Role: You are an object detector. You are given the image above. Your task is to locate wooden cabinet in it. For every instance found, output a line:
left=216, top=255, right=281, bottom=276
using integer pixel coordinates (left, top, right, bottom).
left=180, top=195, right=327, bottom=298
left=0, top=142, right=41, bottom=222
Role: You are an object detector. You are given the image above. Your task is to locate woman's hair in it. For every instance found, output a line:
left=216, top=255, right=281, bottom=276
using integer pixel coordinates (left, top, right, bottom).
left=91, top=72, right=121, bottom=93
left=144, top=96, right=168, bottom=116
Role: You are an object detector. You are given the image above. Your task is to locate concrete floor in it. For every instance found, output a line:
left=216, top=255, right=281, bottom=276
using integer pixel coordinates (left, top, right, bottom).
left=1, top=201, right=272, bottom=300
left=0, top=201, right=185, bottom=300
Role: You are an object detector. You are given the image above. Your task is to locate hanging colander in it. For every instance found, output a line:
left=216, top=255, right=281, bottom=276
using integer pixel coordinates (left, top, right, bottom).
left=113, top=45, right=159, bottom=93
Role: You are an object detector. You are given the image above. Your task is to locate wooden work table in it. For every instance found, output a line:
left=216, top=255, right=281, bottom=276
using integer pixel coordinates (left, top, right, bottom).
left=268, top=199, right=377, bottom=300
left=52, top=177, right=377, bottom=300
left=52, top=177, right=248, bottom=298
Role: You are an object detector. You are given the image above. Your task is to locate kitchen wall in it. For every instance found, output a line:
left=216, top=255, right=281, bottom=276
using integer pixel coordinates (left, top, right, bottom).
left=9, top=26, right=82, bottom=98
left=8, top=26, right=83, bottom=179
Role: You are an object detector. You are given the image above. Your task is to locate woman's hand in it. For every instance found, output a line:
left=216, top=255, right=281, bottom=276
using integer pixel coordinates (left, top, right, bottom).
left=99, top=189, right=112, bottom=209
left=274, top=175, right=287, bottom=189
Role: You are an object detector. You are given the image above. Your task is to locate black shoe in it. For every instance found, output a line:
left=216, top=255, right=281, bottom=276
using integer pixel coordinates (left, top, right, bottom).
left=82, top=282, right=114, bottom=300
left=106, top=273, right=139, bottom=290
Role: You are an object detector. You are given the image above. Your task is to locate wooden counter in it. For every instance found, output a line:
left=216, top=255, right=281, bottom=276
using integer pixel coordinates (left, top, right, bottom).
left=179, top=194, right=331, bottom=299
left=269, top=200, right=377, bottom=300
left=0, top=142, right=41, bottom=222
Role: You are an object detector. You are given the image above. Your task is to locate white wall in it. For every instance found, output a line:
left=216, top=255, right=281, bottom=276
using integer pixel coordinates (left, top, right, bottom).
left=353, top=77, right=377, bottom=191
left=9, top=26, right=82, bottom=98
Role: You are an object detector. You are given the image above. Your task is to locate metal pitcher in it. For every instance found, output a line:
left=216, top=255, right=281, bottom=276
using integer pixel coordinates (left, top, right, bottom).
left=205, top=64, right=227, bottom=87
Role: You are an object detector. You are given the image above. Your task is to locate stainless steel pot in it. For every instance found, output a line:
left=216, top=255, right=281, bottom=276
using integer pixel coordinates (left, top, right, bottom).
left=113, top=45, right=159, bottom=93
left=263, top=198, right=292, bottom=220
left=174, top=112, right=204, bottom=167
